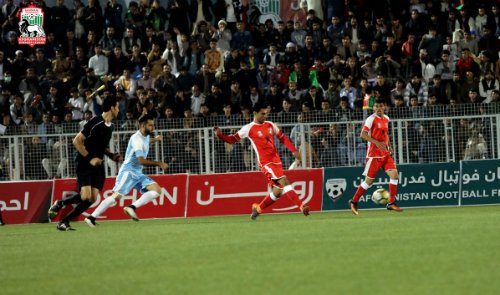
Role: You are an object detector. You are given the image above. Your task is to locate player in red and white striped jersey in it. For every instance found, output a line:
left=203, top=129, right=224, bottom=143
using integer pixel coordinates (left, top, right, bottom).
left=213, top=102, right=310, bottom=220
left=349, top=98, right=403, bottom=214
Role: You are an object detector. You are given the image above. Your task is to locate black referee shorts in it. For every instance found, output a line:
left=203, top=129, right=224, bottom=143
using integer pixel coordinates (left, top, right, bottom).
left=76, top=162, right=106, bottom=191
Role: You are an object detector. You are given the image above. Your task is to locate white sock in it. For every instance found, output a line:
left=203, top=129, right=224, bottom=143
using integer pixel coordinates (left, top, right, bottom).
left=132, top=191, right=159, bottom=209
left=361, top=182, right=372, bottom=190
left=90, top=197, right=116, bottom=218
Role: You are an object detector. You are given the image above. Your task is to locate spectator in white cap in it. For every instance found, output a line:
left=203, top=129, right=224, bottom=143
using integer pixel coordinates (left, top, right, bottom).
left=284, top=42, right=300, bottom=68
left=212, top=19, right=232, bottom=54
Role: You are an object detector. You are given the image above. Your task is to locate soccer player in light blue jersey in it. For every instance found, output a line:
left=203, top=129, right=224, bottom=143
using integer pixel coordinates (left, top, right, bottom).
left=84, top=114, right=168, bottom=226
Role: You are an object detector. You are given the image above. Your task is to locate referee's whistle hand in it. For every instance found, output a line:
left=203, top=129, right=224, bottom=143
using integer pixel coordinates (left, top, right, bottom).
left=90, top=157, right=103, bottom=166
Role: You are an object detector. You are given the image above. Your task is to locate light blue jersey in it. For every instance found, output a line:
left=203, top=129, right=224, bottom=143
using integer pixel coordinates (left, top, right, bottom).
left=113, top=131, right=155, bottom=195
left=121, top=130, right=150, bottom=174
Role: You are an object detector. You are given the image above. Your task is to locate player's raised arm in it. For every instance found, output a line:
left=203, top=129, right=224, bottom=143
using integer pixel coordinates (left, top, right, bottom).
left=213, top=126, right=241, bottom=144
left=137, top=156, right=169, bottom=170
left=276, top=129, right=298, bottom=153
left=150, top=134, right=163, bottom=144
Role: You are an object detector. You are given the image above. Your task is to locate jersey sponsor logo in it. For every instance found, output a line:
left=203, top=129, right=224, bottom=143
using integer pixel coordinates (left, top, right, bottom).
left=257, top=130, right=263, bottom=137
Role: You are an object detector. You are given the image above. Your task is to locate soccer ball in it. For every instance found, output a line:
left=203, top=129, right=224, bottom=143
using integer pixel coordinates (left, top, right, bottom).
left=371, top=188, right=390, bottom=205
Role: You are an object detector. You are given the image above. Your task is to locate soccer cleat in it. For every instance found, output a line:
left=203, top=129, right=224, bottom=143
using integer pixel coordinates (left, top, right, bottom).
left=124, top=206, right=139, bottom=221
left=300, top=204, right=310, bottom=216
left=56, top=221, right=75, bottom=231
left=386, top=202, right=403, bottom=212
left=250, top=203, right=261, bottom=220
left=48, top=200, right=64, bottom=219
left=84, top=217, right=97, bottom=228
left=349, top=199, right=359, bottom=215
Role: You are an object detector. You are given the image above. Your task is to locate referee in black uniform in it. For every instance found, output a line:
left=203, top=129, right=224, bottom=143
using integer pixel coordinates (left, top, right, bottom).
left=49, top=95, right=122, bottom=231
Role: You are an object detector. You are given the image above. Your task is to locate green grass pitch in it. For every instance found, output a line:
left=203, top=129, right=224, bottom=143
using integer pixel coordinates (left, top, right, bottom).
left=1, top=206, right=499, bottom=295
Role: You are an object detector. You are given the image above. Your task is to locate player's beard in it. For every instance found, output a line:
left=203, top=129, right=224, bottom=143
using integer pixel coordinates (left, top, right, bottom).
left=255, top=115, right=266, bottom=124
left=144, top=127, right=153, bottom=136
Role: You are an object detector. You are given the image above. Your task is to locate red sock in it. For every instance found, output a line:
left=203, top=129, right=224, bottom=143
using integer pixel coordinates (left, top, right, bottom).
left=352, top=182, right=370, bottom=203
left=352, top=186, right=366, bottom=203
left=389, top=183, right=398, bottom=203
left=283, top=189, right=303, bottom=208
left=353, top=181, right=371, bottom=202
left=259, top=194, right=275, bottom=210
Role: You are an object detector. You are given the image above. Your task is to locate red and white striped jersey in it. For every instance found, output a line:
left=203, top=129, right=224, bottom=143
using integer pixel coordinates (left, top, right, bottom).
left=362, top=113, right=391, bottom=158
left=238, top=121, right=283, bottom=166
left=217, top=121, right=297, bottom=167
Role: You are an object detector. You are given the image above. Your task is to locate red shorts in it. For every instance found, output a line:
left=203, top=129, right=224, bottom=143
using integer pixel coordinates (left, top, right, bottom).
left=260, top=163, right=286, bottom=189
left=362, top=156, right=397, bottom=178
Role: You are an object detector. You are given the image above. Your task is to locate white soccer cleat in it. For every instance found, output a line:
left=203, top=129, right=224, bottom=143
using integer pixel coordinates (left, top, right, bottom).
left=123, top=206, right=139, bottom=221
left=84, top=217, right=97, bottom=228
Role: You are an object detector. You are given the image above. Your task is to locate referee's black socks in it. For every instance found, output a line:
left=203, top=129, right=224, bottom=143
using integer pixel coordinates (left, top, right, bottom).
left=61, top=200, right=93, bottom=223
left=62, top=194, right=82, bottom=205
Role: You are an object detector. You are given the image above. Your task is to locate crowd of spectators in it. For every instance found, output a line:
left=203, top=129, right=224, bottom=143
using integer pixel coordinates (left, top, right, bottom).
left=0, top=0, right=498, bottom=178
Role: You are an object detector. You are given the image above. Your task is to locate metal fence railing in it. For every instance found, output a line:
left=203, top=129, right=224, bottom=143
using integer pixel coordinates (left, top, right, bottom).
left=0, top=105, right=499, bottom=181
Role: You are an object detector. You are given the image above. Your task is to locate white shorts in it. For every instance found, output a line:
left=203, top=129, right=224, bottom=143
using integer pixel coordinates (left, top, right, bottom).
left=112, top=171, right=156, bottom=196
